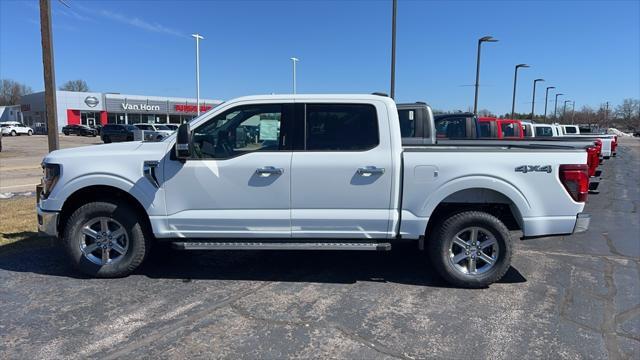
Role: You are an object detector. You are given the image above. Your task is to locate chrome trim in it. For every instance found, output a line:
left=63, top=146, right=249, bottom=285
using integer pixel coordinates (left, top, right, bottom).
left=37, top=207, right=59, bottom=237
left=573, top=213, right=591, bottom=233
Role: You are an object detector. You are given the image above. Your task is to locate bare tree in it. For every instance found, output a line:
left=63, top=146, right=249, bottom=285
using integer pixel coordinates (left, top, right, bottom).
left=59, top=79, right=90, bottom=92
left=0, top=79, right=33, bottom=105
left=614, top=98, right=640, bottom=130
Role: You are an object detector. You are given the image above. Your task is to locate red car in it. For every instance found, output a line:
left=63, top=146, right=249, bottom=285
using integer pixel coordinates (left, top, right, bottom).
left=477, top=117, right=524, bottom=139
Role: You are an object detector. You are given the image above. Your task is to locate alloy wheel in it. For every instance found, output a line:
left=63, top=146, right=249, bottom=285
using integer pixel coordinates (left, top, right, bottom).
left=448, top=226, right=499, bottom=275
left=78, top=217, right=129, bottom=266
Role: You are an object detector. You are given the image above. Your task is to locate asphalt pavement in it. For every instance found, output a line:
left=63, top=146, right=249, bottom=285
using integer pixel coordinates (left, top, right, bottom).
left=0, top=138, right=638, bottom=359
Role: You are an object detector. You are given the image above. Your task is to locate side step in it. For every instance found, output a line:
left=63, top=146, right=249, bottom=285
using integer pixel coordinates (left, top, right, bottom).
left=172, top=241, right=392, bottom=251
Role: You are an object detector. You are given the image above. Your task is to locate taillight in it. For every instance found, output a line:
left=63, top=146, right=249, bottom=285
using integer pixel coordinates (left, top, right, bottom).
left=611, top=136, right=618, bottom=152
left=586, top=147, right=599, bottom=177
left=559, top=164, right=589, bottom=202
left=594, top=139, right=602, bottom=157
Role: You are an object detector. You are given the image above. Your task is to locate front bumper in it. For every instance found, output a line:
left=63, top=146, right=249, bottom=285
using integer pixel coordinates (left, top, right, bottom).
left=573, top=213, right=591, bottom=233
left=37, top=206, right=59, bottom=237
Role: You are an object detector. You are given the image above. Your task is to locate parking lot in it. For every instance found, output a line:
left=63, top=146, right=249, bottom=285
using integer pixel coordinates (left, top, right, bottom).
left=0, top=135, right=102, bottom=194
left=0, top=137, right=638, bottom=359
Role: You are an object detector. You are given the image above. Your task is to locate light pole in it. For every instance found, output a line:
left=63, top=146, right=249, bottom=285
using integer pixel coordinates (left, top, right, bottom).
left=531, top=78, right=544, bottom=120
left=390, top=0, right=397, bottom=99
left=571, top=101, right=576, bottom=124
left=543, top=86, right=555, bottom=121
left=473, top=35, right=498, bottom=114
left=511, top=64, right=529, bottom=119
left=192, top=33, right=204, bottom=116
left=290, top=57, right=299, bottom=94
left=554, top=93, right=564, bottom=120
left=563, top=100, right=571, bottom=123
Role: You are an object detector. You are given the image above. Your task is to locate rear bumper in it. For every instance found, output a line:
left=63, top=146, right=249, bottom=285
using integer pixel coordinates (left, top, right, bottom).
left=573, top=213, right=591, bottom=233
left=37, top=206, right=59, bottom=237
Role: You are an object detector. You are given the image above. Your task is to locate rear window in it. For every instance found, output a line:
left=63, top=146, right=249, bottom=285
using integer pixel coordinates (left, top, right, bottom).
left=305, top=104, right=378, bottom=151
left=564, top=126, right=577, bottom=134
left=398, top=109, right=415, bottom=137
left=435, top=116, right=468, bottom=139
left=501, top=122, right=521, bottom=137
left=477, top=121, right=493, bottom=138
left=535, top=126, right=553, bottom=137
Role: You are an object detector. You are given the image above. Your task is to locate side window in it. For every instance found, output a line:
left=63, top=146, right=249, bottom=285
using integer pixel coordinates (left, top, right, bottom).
left=398, top=109, right=415, bottom=137
left=501, top=122, right=519, bottom=137
left=191, top=104, right=283, bottom=159
left=305, top=104, right=378, bottom=151
left=435, top=117, right=468, bottom=139
left=565, top=126, right=577, bottom=134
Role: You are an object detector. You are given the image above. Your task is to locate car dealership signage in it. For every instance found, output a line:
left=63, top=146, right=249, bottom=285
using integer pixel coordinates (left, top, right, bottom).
left=121, top=102, right=161, bottom=112
left=174, top=104, right=213, bottom=113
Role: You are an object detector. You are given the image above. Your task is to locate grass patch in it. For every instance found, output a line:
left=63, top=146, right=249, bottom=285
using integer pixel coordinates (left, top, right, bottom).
left=0, top=196, right=51, bottom=253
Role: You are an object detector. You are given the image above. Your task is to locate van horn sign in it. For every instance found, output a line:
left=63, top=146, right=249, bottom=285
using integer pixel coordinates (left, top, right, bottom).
left=121, top=103, right=161, bottom=112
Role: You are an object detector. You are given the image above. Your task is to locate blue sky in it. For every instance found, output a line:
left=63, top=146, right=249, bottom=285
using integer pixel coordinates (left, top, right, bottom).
left=1, top=0, right=638, bottom=115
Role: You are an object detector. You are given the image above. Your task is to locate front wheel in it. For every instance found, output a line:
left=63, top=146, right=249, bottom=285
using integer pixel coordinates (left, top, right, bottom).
left=27, top=130, right=33, bottom=136
left=103, top=135, right=111, bottom=143
left=10, top=130, right=16, bottom=136
left=428, top=211, right=512, bottom=288
left=62, top=200, right=151, bottom=277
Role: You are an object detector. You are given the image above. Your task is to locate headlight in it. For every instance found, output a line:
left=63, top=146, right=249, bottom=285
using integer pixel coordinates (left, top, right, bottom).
left=41, top=163, right=60, bottom=198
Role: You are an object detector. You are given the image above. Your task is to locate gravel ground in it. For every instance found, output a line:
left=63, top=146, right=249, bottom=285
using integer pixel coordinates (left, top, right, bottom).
left=0, top=138, right=638, bottom=359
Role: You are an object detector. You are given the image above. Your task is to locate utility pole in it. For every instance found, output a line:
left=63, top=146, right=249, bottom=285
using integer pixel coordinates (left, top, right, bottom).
left=390, top=0, right=397, bottom=99
left=39, top=0, right=59, bottom=152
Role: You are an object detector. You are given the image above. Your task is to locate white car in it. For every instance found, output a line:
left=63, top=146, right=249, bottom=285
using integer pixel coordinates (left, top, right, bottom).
left=37, top=94, right=591, bottom=287
left=133, top=123, right=174, bottom=140
left=1, top=121, right=33, bottom=136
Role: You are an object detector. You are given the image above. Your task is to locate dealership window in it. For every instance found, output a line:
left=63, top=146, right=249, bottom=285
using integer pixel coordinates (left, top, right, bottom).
left=127, top=113, right=142, bottom=124
left=304, top=104, right=378, bottom=151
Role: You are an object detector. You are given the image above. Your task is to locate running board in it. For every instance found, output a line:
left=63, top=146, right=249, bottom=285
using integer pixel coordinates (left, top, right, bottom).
left=172, top=241, right=392, bottom=251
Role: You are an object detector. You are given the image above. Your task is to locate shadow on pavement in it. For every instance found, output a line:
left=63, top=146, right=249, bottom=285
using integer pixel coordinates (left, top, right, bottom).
left=0, top=240, right=527, bottom=288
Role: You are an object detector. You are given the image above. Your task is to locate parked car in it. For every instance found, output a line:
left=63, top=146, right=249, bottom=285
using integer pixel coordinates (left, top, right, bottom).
left=62, top=124, right=98, bottom=137
left=100, top=124, right=137, bottom=143
left=1, top=121, right=33, bottom=136
left=133, top=123, right=174, bottom=140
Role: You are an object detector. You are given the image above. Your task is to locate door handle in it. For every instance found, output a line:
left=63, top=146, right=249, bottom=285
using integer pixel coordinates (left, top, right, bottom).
left=256, top=166, right=284, bottom=176
left=357, top=166, right=385, bottom=176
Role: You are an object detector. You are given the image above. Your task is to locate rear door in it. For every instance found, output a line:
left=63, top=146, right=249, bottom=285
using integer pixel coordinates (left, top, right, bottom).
left=290, top=102, right=394, bottom=239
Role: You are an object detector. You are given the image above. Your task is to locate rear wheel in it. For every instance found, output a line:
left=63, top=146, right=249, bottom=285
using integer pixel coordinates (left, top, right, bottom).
left=428, top=211, right=512, bottom=288
left=62, top=200, right=151, bottom=277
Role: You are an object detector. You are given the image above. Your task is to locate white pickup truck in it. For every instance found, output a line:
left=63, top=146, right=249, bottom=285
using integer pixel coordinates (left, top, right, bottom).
left=37, top=94, right=591, bottom=287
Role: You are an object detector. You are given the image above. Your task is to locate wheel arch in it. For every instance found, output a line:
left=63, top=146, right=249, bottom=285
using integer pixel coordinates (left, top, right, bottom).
left=58, top=185, right=153, bottom=238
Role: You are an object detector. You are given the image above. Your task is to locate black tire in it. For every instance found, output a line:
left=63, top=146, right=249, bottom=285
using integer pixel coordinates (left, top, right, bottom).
left=62, top=200, right=151, bottom=278
left=103, top=135, right=111, bottom=143
left=63, top=131, right=69, bottom=136
left=428, top=211, right=512, bottom=288
left=10, top=130, right=16, bottom=136
left=27, top=130, right=33, bottom=136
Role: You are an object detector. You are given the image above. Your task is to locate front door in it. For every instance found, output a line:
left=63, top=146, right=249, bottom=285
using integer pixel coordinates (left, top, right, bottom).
left=290, top=102, right=394, bottom=239
left=163, top=103, right=293, bottom=238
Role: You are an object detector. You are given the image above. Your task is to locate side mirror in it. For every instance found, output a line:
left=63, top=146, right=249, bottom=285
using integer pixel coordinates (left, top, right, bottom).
left=175, top=123, right=191, bottom=159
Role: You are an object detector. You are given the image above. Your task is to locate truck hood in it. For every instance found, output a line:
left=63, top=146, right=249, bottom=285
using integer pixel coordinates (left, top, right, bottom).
left=43, top=141, right=147, bottom=163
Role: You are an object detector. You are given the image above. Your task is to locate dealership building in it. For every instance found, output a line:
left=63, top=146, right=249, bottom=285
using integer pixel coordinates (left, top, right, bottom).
left=19, top=91, right=222, bottom=133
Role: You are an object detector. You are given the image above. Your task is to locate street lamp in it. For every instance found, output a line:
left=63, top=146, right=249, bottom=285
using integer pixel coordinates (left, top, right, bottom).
left=473, top=35, right=498, bottom=114
left=554, top=93, right=564, bottom=120
left=511, top=64, right=529, bottom=119
left=563, top=100, right=572, bottom=122
left=290, top=57, right=299, bottom=94
left=543, top=86, right=555, bottom=121
left=191, top=33, right=204, bottom=116
left=390, top=0, right=397, bottom=99
left=531, top=78, right=544, bottom=120
left=571, top=101, right=576, bottom=124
